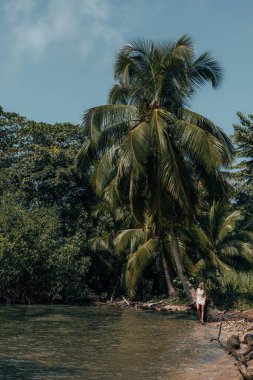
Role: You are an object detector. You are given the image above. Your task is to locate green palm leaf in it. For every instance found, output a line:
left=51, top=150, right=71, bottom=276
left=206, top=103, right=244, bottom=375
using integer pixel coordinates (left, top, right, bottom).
left=126, top=238, right=156, bottom=298
left=188, top=51, right=223, bottom=89
left=82, top=105, right=138, bottom=147
left=217, top=210, right=243, bottom=244
left=114, top=228, right=146, bottom=254
left=90, top=233, right=113, bottom=253
left=91, top=144, right=118, bottom=196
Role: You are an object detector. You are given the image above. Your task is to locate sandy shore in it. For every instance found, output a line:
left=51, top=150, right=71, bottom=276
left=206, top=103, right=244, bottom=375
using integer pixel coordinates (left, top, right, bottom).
left=184, top=353, right=240, bottom=380
left=167, top=322, right=242, bottom=379
left=101, top=300, right=253, bottom=379
left=189, top=310, right=253, bottom=380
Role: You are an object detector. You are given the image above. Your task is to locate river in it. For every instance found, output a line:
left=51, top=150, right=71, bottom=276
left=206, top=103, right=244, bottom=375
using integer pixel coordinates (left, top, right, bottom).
left=0, top=305, right=237, bottom=379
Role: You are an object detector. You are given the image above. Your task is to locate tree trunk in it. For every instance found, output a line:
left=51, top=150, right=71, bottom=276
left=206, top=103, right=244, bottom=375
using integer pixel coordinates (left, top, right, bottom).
left=160, top=241, right=176, bottom=297
left=169, top=222, right=195, bottom=303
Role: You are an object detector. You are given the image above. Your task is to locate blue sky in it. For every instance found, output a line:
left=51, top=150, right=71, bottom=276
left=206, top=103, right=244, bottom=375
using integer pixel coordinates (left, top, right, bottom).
left=0, top=0, right=252, bottom=135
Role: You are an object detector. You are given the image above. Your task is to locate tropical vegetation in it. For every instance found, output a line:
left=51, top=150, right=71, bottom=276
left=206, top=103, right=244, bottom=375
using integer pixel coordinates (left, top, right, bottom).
left=0, top=35, right=253, bottom=308
left=78, top=35, right=236, bottom=303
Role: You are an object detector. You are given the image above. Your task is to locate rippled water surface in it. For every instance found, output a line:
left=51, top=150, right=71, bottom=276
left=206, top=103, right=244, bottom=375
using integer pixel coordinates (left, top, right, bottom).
left=0, top=305, right=223, bottom=379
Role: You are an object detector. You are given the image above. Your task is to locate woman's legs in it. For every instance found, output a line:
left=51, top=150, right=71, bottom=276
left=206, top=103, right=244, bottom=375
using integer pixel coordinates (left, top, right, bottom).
left=196, top=303, right=201, bottom=320
left=201, top=305, right=205, bottom=322
left=196, top=304, right=205, bottom=322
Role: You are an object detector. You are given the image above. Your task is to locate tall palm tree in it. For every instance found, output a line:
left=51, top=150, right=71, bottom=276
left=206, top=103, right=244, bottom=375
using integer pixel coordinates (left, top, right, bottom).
left=78, top=35, right=233, bottom=302
left=182, top=201, right=253, bottom=274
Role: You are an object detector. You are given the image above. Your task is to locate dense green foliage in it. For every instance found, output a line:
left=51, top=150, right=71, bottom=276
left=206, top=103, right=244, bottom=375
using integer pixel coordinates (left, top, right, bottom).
left=0, top=37, right=253, bottom=308
left=233, top=112, right=253, bottom=212
left=183, top=200, right=253, bottom=274
left=0, top=107, right=99, bottom=303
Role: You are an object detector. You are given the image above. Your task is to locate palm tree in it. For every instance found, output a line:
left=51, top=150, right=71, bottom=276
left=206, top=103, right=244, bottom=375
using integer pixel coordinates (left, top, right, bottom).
left=91, top=201, right=176, bottom=298
left=182, top=201, right=253, bottom=275
left=78, top=35, right=233, bottom=302
left=114, top=215, right=176, bottom=298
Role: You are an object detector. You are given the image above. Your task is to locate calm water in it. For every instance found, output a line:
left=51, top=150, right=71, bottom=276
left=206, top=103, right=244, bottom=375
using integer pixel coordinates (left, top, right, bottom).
left=0, top=305, right=223, bottom=379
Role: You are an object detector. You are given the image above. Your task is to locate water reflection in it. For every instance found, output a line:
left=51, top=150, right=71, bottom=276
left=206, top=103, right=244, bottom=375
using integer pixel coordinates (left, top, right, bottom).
left=0, top=306, right=222, bottom=379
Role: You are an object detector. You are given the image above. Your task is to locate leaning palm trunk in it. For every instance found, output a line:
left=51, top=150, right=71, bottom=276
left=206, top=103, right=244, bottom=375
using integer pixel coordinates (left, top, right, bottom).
left=169, top=222, right=195, bottom=303
left=160, top=239, right=176, bottom=297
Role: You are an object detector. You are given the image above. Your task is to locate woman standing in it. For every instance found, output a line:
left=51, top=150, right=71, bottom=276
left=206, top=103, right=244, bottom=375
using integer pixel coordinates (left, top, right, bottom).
left=196, top=282, right=206, bottom=323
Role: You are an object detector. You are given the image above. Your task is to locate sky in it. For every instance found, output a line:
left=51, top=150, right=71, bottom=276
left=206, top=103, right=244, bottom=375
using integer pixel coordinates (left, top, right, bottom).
left=0, top=0, right=253, bottom=135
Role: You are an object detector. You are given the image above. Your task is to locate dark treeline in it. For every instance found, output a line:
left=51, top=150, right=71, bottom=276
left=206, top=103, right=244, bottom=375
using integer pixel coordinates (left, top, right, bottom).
left=1, top=36, right=253, bottom=307
left=0, top=106, right=252, bottom=307
left=0, top=107, right=117, bottom=303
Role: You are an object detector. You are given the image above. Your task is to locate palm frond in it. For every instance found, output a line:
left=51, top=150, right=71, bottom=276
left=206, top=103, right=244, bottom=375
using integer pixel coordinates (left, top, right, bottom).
left=114, top=206, right=136, bottom=226
left=240, top=242, right=253, bottom=257
left=150, top=109, right=196, bottom=212
left=118, top=121, right=150, bottom=178
left=192, top=258, right=206, bottom=274
left=81, top=105, right=138, bottom=147
left=210, top=250, right=231, bottom=273
left=114, top=228, right=146, bottom=254
left=108, top=84, right=129, bottom=105
left=90, top=233, right=113, bottom=253
left=197, top=165, right=233, bottom=200
left=188, top=51, right=223, bottom=90
left=103, top=179, right=121, bottom=209
left=180, top=108, right=234, bottom=158
left=126, top=238, right=156, bottom=298
left=176, top=119, right=228, bottom=170
left=91, top=201, right=111, bottom=218
left=209, top=201, right=225, bottom=242
left=172, top=34, right=194, bottom=54
left=91, top=144, right=118, bottom=196
left=76, top=140, right=94, bottom=175
left=192, top=225, right=211, bottom=252
left=217, top=210, right=243, bottom=244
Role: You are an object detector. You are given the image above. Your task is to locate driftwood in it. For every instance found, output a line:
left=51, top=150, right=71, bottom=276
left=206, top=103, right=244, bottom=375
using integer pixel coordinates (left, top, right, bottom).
left=121, top=296, right=131, bottom=306
left=210, top=321, right=223, bottom=343
left=240, top=351, right=253, bottom=365
left=210, top=322, right=253, bottom=379
left=210, top=322, right=227, bottom=351
left=239, top=334, right=253, bottom=365
left=109, top=298, right=193, bottom=314
left=141, top=300, right=165, bottom=310
left=237, top=363, right=253, bottom=380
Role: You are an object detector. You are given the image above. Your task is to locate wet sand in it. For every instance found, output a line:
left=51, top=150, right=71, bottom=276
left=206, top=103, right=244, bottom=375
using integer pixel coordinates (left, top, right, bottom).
left=177, top=324, right=241, bottom=380
left=103, top=301, right=253, bottom=379
left=183, top=353, right=240, bottom=380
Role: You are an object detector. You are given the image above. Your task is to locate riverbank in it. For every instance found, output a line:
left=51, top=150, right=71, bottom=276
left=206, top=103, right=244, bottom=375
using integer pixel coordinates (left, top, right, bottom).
left=182, top=324, right=240, bottom=380
left=99, top=299, right=253, bottom=379
left=100, top=298, right=253, bottom=322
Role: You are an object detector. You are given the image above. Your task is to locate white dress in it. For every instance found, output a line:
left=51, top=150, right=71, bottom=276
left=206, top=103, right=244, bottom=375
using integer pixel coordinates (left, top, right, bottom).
left=196, top=288, right=205, bottom=305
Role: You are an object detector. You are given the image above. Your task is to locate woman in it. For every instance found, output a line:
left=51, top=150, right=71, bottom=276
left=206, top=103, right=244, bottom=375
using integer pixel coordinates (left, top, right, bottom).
left=196, top=282, right=206, bottom=323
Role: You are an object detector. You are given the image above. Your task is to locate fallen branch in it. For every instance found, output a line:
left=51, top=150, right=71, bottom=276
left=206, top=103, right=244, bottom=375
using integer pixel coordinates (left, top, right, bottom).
left=210, top=322, right=226, bottom=350
left=237, top=362, right=253, bottom=380
left=210, top=321, right=223, bottom=342
left=142, top=300, right=164, bottom=308
left=210, top=322, right=253, bottom=379
left=121, top=296, right=131, bottom=306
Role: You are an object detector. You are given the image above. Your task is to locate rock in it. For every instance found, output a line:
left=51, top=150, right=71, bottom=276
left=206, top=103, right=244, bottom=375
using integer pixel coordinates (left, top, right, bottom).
left=227, top=335, right=241, bottom=354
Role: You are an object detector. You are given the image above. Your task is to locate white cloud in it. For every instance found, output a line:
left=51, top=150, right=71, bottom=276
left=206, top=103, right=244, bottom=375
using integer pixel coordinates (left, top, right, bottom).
left=1, top=0, right=124, bottom=66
